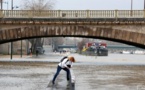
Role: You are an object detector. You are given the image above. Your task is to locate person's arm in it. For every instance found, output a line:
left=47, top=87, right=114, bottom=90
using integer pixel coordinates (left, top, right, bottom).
left=65, top=61, right=73, bottom=69
left=66, top=61, right=73, bottom=68
left=62, top=60, right=71, bottom=69
left=67, top=65, right=71, bottom=68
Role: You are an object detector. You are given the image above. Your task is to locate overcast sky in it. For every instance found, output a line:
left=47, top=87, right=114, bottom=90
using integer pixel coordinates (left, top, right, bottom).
left=3, top=0, right=145, bottom=10
left=54, top=0, right=144, bottom=10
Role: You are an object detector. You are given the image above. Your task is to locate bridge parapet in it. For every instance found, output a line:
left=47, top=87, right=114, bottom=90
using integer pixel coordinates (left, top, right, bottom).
left=0, top=10, right=145, bottom=18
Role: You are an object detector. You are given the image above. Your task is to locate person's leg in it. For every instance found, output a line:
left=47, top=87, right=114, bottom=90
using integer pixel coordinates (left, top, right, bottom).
left=52, top=65, right=62, bottom=84
left=63, top=68, right=70, bottom=81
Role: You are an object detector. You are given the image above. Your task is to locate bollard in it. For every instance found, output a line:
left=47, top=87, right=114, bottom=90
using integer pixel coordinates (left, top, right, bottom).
left=69, top=69, right=75, bottom=90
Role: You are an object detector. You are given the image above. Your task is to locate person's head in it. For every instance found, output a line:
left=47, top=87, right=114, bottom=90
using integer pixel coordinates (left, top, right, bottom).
left=68, top=56, right=76, bottom=62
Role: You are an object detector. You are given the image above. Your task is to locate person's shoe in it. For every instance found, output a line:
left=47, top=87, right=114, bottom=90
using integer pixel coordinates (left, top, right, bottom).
left=52, top=81, right=55, bottom=85
left=47, top=80, right=54, bottom=87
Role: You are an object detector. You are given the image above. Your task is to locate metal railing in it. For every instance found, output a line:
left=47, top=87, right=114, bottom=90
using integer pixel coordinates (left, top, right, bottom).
left=0, top=10, right=145, bottom=18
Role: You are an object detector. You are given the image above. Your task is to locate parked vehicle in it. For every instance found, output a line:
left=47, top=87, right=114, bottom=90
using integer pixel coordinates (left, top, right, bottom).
left=36, top=47, right=45, bottom=54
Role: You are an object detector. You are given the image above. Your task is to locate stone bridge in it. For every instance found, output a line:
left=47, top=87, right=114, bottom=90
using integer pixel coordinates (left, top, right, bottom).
left=0, top=25, right=145, bottom=49
left=1, top=10, right=145, bottom=49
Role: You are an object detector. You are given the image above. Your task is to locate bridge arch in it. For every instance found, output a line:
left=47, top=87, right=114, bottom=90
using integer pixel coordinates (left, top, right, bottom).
left=0, top=25, right=145, bottom=49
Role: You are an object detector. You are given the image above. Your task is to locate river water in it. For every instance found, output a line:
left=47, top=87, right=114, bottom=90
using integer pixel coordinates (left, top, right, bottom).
left=0, top=53, right=145, bottom=90
left=72, top=53, right=145, bottom=90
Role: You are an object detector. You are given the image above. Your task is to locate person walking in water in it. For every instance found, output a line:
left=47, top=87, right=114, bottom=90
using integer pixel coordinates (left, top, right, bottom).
left=52, top=56, right=76, bottom=85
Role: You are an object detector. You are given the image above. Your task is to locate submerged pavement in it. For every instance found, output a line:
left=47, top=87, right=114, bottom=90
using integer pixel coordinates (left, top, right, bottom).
left=0, top=53, right=145, bottom=90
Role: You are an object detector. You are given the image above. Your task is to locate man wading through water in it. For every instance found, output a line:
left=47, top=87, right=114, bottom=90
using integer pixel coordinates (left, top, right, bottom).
left=51, top=56, right=76, bottom=86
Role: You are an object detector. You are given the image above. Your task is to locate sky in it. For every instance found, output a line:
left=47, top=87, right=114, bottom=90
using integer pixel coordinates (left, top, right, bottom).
left=2, top=0, right=145, bottom=10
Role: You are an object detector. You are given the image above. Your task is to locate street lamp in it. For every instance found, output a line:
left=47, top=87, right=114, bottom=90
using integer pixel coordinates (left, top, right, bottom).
left=144, top=0, right=145, bottom=9
left=0, top=0, right=9, bottom=10
left=11, top=0, right=19, bottom=10
left=1, top=0, right=3, bottom=10
left=131, top=0, right=133, bottom=16
left=11, top=0, right=13, bottom=10
left=10, top=0, right=13, bottom=59
left=131, top=0, right=133, bottom=10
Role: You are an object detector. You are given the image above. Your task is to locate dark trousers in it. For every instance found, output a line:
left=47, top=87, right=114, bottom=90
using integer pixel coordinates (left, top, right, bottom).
left=52, top=65, right=70, bottom=84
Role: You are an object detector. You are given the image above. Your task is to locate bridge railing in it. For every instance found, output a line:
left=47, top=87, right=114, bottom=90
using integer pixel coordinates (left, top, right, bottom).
left=0, top=10, right=144, bottom=18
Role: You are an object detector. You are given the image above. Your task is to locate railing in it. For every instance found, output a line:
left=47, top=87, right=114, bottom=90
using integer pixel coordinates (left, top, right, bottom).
left=0, top=10, right=145, bottom=18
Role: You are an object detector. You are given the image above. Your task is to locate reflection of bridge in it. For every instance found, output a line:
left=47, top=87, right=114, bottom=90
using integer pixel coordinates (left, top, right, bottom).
left=1, top=10, right=145, bottom=49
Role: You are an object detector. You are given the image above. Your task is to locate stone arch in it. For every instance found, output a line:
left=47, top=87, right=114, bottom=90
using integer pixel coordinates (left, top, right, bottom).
left=0, top=25, right=145, bottom=49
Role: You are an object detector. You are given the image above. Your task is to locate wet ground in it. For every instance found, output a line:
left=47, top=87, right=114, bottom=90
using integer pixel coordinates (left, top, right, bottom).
left=0, top=53, right=145, bottom=90
left=74, top=65, right=145, bottom=90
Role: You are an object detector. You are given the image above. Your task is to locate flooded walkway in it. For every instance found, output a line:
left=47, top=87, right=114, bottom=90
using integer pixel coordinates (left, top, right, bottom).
left=0, top=53, right=145, bottom=90
left=0, top=62, right=70, bottom=90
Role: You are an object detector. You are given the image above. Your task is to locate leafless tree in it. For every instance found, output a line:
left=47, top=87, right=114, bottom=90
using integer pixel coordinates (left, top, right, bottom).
left=51, top=37, right=64, bottom=51
left=22, top=0, right=56, bottom=53
left=22, top=0, right=55, bottom=10
left=78, top=38, right=90, bottom=52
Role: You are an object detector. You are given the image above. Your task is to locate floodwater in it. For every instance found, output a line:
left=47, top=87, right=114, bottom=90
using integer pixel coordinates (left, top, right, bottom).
left=0, top=53, right=145, bottom=90
left=74, top=65, right=145, bottom=90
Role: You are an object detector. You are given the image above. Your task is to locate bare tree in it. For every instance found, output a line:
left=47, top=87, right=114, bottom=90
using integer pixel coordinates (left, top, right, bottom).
left=52, top=37, right=64, bottom=51
left=22, top=0, right=55, bottom=10
left=21, top=0, right=55, bottom=53
left=78, top=38, right=90, bottom=53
